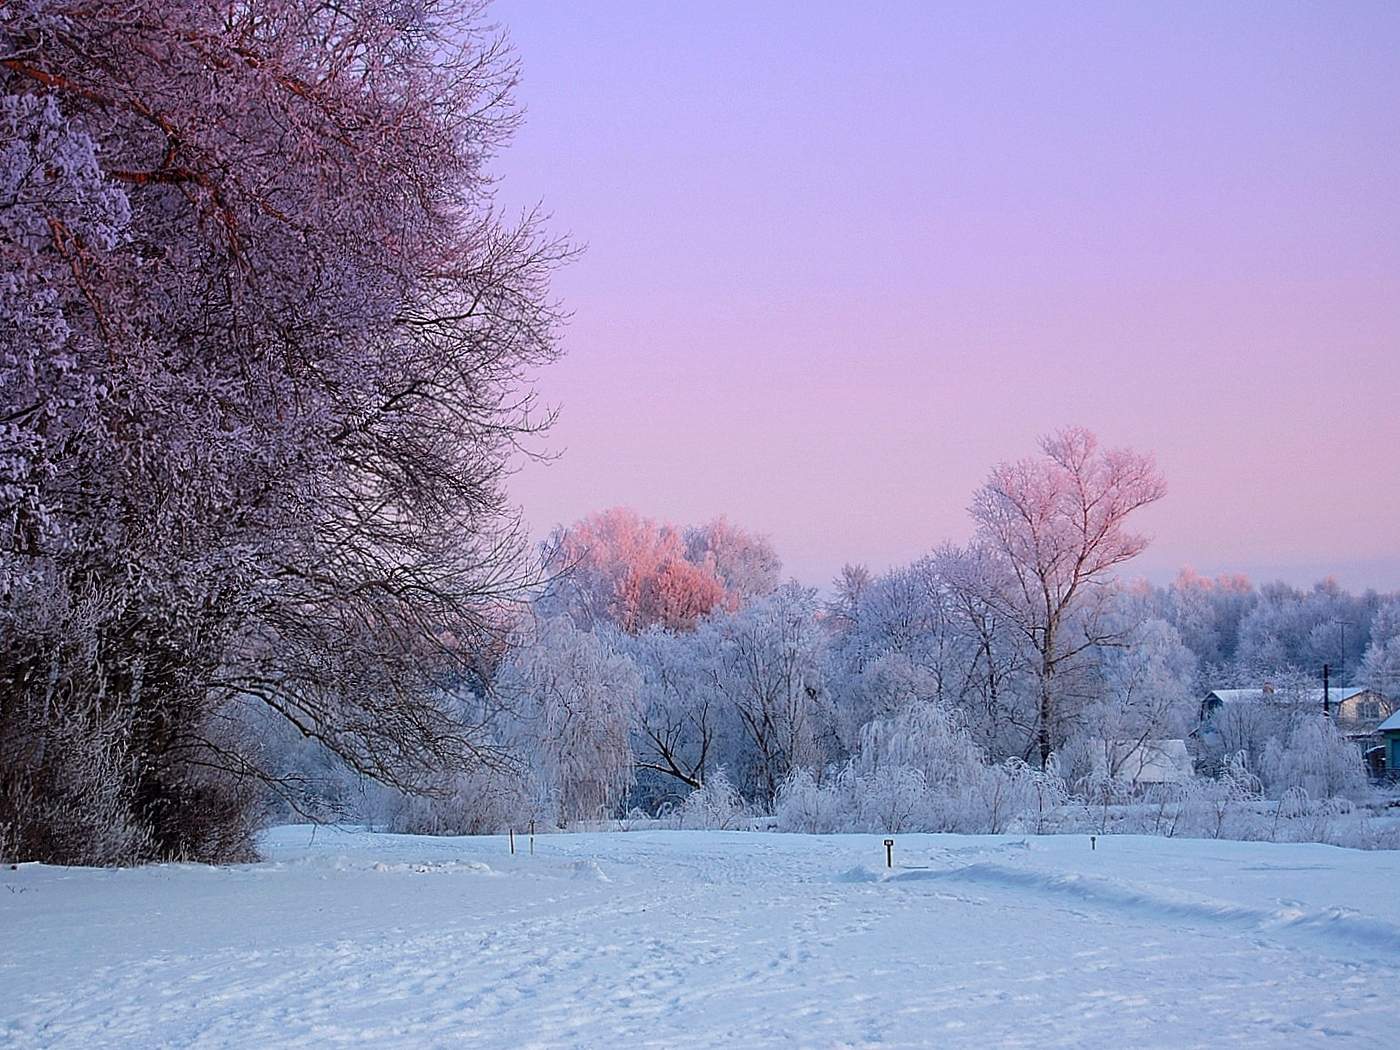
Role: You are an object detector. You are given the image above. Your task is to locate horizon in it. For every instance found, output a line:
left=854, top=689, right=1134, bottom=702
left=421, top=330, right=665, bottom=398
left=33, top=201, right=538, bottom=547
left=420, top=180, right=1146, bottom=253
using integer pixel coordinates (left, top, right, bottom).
left=492, top=1, right=1400, bottom=592
left=527, top=499, right=1400, bottom=598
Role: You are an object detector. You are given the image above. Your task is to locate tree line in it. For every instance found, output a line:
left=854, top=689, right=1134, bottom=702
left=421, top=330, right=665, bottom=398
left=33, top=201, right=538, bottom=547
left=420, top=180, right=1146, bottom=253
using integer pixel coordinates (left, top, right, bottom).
left=344, top=434, right=1396, bottom=840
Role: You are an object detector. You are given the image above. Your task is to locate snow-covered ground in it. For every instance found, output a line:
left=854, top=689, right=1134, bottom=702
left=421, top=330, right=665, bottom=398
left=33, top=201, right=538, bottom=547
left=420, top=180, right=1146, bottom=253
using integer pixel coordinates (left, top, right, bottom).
left=4, top=827, right=1399, bottom=1048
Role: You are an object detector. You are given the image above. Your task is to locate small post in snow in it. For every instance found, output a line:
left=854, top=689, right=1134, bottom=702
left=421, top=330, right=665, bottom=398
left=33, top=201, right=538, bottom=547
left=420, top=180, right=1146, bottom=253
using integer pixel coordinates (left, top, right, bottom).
left=1090, top=835, right=1097, bottom=851
left=529, top=820, right=535, bottom=856
left=509, top=828, right=516, bottom=856
left=884, top=838, right=895, bottom=868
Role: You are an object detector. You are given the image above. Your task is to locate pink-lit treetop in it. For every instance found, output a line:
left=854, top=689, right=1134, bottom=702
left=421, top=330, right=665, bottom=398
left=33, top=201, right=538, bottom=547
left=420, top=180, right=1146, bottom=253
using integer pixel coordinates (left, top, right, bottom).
left=546, top=507, right=735, bottom=633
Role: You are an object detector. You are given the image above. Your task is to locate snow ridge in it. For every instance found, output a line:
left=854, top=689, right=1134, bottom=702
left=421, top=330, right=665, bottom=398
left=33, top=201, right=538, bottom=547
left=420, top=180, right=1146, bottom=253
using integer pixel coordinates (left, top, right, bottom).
left=896, top=860, right=1400, bottom=958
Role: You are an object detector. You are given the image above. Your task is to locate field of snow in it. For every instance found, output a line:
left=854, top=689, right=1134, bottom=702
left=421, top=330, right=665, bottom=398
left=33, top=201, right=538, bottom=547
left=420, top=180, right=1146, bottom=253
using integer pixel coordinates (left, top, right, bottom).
left=4, top=827, right=1400, bottom=1048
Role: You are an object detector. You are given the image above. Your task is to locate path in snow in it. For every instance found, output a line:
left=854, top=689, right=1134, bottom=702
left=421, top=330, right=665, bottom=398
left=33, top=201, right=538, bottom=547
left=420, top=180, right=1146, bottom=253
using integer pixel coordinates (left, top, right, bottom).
left=3, top=827, right=1398, bottom=1048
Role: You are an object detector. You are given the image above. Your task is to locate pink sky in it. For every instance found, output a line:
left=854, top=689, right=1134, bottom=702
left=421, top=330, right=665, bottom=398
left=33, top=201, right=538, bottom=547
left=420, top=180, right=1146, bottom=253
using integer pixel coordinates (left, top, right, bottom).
left=491, top=1, right=1400, bottom=591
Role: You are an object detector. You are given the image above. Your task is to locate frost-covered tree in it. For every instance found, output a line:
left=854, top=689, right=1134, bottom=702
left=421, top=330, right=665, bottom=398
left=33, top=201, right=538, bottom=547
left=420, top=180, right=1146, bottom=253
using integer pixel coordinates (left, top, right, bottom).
left=1078, top=617, right=1198, bottom=769
left=833, top=652, right=943, bottom=755
left=1261, top=716, right=1368, bottom=802
left=842, top=560, right=950, bottom=670
left=1, top=92, right=130, bottom=568
left=1358, top=600, right=1400, bottom=695
left=1123, top=574, right=1399, bottom=688
left=1359, top=636, right=1400, bottom=696
left=777, top=700, right=1065, bottom=836
left=684, top=517, right=782, bottom=602
left=1, top=0, right=562, bottom=862
left=1157, top=569, right=1256, bottom=671
left=970, top=427, right=1166, bottom=766
left=1233, top=579, right=1374, bottom=680
left=675, top=768, right=747, bottom=830
left=851, top=701, right=989, bottom=791
left=821, top=548, right=1037, bottom=764
left=933, top=543, right=1035, bottom=759
left=826, top=562, right=873, bottom=631
left=544, top=507, right=732, bottom=632
left=823, top=554, right=1002, bottom=744
left=709, top=584, right=828, bottom=803
left=623, top=625, right=721, bottom=797
left=497, top=618, right=641, bottom=826
left=1366, top=599, right=1400, bottom=652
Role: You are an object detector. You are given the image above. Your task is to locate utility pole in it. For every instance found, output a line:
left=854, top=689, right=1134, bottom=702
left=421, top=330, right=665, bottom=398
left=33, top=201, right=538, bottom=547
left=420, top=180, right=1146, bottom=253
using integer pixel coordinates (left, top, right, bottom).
left=1333, top=618, right=1355, bottom=669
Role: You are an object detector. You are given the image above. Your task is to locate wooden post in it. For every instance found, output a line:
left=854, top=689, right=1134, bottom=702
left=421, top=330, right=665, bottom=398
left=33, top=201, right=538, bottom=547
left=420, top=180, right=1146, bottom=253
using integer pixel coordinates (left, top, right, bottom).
left=883, top=838, right=894, bottom=868
left=529, top=820, right=535, bottom=856
left=509, top=828, right=515, bottom=855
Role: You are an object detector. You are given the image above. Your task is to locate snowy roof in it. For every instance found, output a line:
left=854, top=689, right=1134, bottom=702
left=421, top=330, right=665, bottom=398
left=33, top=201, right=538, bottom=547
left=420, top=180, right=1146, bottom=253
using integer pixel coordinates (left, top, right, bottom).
left=1379, top=710, right=1400, bottom=733
left=1205, top=687, right=1371, bottom=706
left=1088, top=739, right=1195, bottom=784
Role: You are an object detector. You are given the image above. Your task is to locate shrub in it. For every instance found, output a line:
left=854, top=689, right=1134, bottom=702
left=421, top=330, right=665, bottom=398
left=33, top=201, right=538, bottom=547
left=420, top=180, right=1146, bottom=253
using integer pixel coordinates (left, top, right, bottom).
left=384, top=767, right=536, bottom=837
left=678, top=770, right=748, bottom=830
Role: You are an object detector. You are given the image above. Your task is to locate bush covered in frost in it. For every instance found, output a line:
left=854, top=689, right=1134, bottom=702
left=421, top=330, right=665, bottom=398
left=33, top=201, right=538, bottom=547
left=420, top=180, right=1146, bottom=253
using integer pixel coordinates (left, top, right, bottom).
left=676, top=769, right=748, bottom=830
left=773, top=703, right=1072, bottom=835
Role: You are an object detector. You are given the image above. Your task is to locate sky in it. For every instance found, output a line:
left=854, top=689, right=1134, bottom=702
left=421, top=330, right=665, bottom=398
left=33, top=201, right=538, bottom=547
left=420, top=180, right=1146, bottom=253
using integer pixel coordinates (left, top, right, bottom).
left=489, top=1, right=1400, bottom=592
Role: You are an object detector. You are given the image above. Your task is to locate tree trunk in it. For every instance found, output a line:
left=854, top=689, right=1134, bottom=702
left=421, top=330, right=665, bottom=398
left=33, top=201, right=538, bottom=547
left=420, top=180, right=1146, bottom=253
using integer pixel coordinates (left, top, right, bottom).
left=1038, top=626, right=1056, bottom=768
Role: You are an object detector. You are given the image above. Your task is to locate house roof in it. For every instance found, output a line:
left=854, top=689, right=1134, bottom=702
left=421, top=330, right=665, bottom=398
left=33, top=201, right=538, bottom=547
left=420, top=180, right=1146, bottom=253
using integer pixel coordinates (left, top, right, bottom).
left=1088, top=739, right=1195, bottom=784
left=1205, top=686, right=1371, bottom=706
left=1379, top=710, right=1400, bottom=733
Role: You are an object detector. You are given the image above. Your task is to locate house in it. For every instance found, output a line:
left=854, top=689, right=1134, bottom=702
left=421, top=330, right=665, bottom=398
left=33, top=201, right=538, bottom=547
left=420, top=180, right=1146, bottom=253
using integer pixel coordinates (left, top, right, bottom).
left=1087, top=739, right=1195, bottom=786
left=1331, top=687, right=1395, bottom=743
left=1379, top=710, right=1400, bottom=776
left=1198, top=686, right=1393, bottom=747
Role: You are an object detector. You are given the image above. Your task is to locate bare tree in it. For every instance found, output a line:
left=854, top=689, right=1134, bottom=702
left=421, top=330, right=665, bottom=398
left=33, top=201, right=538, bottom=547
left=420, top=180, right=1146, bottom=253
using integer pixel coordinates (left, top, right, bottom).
left=970, top=428, right=1165, bottom=767
left=625, top=626, right=719, bottom=794
left=712, top=585, right=827, bottom=804
left=934, top=543, right=1035, bottom=760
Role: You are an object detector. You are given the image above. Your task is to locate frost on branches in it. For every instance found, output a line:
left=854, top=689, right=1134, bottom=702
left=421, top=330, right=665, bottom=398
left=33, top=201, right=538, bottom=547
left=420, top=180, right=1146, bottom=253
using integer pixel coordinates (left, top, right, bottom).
left=541, top=507, right=760, bottom=633
left=970, top=427, right=1166, bottom=766
left=0, top=1, right=564, bottom=863
left=496, top=617, right=641, bottom=827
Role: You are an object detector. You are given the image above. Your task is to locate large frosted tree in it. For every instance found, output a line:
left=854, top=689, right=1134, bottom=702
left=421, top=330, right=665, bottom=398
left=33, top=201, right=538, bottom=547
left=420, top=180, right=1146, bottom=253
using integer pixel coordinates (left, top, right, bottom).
left=0, top=0, right=563, bottom=862
left=970, top=428, right=1166, bottom=767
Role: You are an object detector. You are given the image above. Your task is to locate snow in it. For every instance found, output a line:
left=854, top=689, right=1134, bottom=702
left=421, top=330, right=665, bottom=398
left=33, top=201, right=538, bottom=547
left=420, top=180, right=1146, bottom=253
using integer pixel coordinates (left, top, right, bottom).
left=1086, top=738, right=1194, bottom=784
left=1378, top=709, right=1400, bottom=733
left=4, top=826, right=1400, bottom=1047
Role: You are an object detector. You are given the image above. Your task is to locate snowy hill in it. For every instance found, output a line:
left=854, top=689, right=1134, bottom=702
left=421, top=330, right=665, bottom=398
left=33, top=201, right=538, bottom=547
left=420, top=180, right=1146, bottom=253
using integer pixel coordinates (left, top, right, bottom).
left=4, top=826, right=1399, bottom=1047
